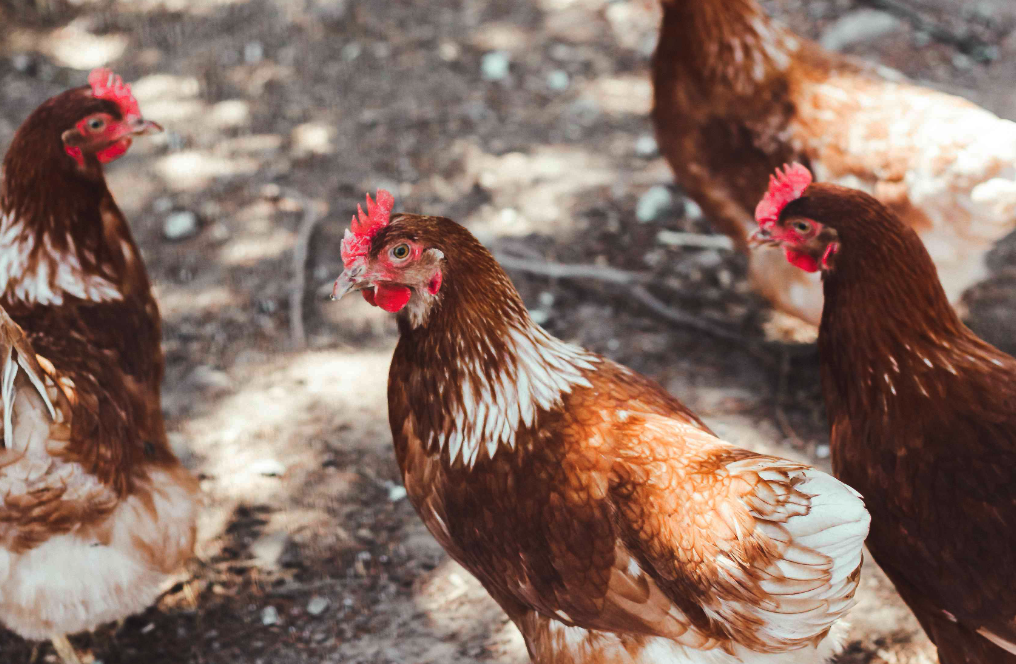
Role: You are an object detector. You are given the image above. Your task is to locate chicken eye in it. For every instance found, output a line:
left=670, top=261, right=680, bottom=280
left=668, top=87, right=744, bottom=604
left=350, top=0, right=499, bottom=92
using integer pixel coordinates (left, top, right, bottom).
left=792, top=220, right=811, bottom=234
left=87, top=117, right=105, bottom=131
left=390, top=243, right=410, bottom=260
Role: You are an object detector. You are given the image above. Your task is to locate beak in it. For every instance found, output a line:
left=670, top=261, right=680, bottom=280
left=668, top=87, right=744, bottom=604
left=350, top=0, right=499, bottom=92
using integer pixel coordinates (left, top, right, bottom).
left=331, top=270, right=367, bottom=301
left=127, top=116, right=164, bottom=136
left=748, top=227, right=777, bottom=247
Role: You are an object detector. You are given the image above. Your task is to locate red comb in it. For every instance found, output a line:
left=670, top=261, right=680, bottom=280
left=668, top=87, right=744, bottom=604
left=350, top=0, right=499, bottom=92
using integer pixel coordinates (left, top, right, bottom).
left=755, top=163, right=812, bottom=228
left=88, top=68, right=141, bottom=119
left=340, top=189, right=396, bottom=269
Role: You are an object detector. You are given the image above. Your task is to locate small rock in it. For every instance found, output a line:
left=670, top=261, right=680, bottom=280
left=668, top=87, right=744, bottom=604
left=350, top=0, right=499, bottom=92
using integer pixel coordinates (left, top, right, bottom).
left=636, top=185, right=674, bottom=223
left=11, top=53, right=34, bottom=75
left=141, top=623, right=156, bottom=634
left=388, top=485, right=408, bottom=502
left=481, top=51, right=511, bottom=81
left=683, top=199, right=703, bottom=221
left=251, top=531, right=289, bottom=570
left=815, top=444, right=831, bottom=459
left=163, top=211, right=199, bottom=241
left=635, top=134, right=658, bottom=157
left=438, top=41, right=460, bottom=62
left=250, top=459, right=287, bottom=477
left=152, top=196, right=174, bottom=214
left=538, top=291, right=555, bottom=308
left=971, top=44, right=999, bottom=63
left=952, top=52, right=974, bottom=70
left=546, top=69, right=570, bottom=91
left=244, top=41, right=264, bottom=65
left=261, top=183, right=283, bottom=200
left=341, top=42, right=362, bottom=61
left=307, top=596, right=330, bottom=616
left=261, top=606, right=280, bottom=626
left=819, top=9, right=903, bottom=51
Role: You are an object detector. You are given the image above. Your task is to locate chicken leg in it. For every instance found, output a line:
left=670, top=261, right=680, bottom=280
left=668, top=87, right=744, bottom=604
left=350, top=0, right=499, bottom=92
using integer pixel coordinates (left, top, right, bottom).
left=50, top=635, right=83, bottom=664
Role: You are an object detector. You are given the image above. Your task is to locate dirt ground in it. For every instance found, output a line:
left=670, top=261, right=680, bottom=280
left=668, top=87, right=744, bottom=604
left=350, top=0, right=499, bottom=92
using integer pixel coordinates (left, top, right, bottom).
left=0, top=0, right=1015, bottom=662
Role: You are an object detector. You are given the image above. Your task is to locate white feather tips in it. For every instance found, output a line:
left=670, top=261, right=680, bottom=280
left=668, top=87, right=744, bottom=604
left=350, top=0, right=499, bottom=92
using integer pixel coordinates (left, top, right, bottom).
left=434, top=323, right=596, bottom=469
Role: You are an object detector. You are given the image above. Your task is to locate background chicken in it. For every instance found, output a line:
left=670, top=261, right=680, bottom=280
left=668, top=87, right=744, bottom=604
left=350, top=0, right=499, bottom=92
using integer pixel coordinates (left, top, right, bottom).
left=331, top=191, right=870, bottom=664
left=0, top=69, right=198, bottom=663
left=652, top=0, right=1016, bottom=326
left=754, top=163, right=1016, bottom=663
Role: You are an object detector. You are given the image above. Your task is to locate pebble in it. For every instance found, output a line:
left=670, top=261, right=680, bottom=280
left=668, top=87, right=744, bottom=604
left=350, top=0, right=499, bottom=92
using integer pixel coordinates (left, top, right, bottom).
left=250, top=459, right=287, bottom=477
left=244, top=41, right=264, bottom=65
left=952, top=53, right=974, bottom=70
left=546, top=69, right=570, bottom=91
left=683, top=198, right=703, bottom=221
left=261, top=606, right=280, bottom=626
left=538, top=291, right=555, bottom=308
left=530, top=310, right=550, bottom=326
left=815, top=444, right=831, bottom=459
left=481, top=51, right=511, bottom=81
left=251, top=531, right=289, bottom=570
left=634, top=134, right=658, bottom=157
left=438, top=41, right=460, bottom=62
left=341, top=42, right=362, bottom=62
left=819, top=9, right=903, bottom=51
left=388, top=485, right=408, bottom=502
left=163, top=211, right=199, bottom=241
left=307, top=596, right=330, bottom=616
left=636, top=185, right=674, bottom=223
left=11, top=53, right=34, bottom=74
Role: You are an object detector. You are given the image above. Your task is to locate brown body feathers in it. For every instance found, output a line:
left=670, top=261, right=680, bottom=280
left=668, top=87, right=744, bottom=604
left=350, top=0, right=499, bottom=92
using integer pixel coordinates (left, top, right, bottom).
left=337, top=211, right=870, bottom=663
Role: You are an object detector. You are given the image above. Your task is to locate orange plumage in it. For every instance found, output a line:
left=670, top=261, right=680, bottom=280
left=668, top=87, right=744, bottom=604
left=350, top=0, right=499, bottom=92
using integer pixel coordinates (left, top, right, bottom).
left=332, top=202, right=870, bottom=663
left=652, top=0, right=1016, bottom=325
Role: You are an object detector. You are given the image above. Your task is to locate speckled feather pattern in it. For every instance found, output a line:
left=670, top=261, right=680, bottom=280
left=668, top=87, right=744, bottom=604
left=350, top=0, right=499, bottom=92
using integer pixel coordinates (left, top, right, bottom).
left=652, top=0, right=1016, bottom=325
left=379, top=214, right=869, bottom=663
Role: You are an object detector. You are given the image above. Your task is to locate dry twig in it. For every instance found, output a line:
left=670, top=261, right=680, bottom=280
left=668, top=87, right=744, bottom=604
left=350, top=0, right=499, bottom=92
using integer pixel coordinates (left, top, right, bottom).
left=494, top=254, right=651, bottom=286
left=288, top=190, right=323, bottom=349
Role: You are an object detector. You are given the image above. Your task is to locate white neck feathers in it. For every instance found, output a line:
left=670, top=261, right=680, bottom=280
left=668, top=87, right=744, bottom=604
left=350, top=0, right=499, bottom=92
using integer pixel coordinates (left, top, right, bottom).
left=435, top=322, right=597, bottom=469
left=0, top=212, right=122, bottom=306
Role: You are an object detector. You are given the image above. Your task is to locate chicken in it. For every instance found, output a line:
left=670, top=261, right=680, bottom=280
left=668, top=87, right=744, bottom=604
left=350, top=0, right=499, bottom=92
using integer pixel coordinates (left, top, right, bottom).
left=752, top=163, right=1016, bottom=663
left=0, top=69, right=198, bottom=663
left=652, top=0, right=1016, bottom=326
left=331, top=190, right=870, bottom=663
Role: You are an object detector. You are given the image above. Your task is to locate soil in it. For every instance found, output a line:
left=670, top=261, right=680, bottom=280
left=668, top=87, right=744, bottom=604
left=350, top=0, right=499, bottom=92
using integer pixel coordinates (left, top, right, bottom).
left=0, top=0, right=1014, bottom=662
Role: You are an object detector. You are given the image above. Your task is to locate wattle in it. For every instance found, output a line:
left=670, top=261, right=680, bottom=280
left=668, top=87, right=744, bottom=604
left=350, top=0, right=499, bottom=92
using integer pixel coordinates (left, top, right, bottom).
left=370, top=283, right=412, bottom=312
left=96, top=138, right=132, bottom=164
left=785, top=248, right=819, bottom=273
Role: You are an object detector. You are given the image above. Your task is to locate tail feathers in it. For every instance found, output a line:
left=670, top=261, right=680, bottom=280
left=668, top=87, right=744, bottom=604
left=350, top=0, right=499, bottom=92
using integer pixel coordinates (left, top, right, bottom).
left=0, top=306, right=55, bottom=449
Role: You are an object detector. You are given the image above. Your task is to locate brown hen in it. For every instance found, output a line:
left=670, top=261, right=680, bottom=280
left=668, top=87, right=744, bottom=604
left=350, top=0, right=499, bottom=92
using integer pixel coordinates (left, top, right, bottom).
left=653, top=0, right=1016, bottom=325
left=0, top=69, right=198, bottom=663
left=754, top=163, right=1016, bottom=663
left=332, top=191, right=870, bottom=663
